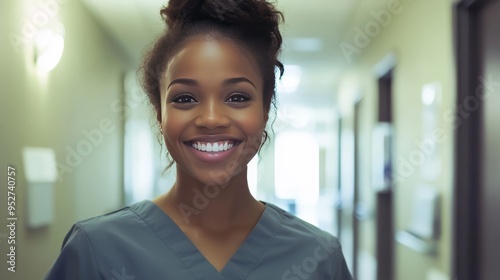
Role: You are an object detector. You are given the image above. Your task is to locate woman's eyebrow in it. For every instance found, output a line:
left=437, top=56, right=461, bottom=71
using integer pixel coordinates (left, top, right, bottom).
left=223, top=77, right=256, bottom=89
left=167, top=77, right=256, bottom=89
left=167, top=78, right=198, bottom=89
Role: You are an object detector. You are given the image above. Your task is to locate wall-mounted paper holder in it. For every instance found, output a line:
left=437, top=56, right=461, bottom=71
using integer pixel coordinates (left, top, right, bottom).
left=22, top=147, right=58, bottom=229
left=395, top=185, right=440, bottom=256
left=396, top=230, right=438, bottom=256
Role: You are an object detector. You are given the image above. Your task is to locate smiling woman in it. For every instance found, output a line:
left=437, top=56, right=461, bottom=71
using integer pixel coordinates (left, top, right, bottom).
left=44, top=0, right=352, bottom=279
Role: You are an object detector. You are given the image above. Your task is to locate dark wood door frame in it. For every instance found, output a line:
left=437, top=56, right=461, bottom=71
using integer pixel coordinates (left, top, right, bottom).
left=453, top=0, right=494, bottom=279
left=352, top=99, right=361, bottom=280
left=337, top=117, right=343, bottom=241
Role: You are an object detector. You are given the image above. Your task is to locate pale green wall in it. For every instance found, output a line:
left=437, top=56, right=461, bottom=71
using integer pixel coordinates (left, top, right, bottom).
left=337, top=0, right=455, bottom=279
left=0, top=0, right=130, bottom=279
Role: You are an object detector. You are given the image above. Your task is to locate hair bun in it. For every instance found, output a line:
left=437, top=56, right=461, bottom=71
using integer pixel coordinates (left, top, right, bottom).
left=161, top=0, right=282, bottom=31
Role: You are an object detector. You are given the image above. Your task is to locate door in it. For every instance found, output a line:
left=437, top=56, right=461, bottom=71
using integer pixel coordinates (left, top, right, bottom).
left=454, top=1, right=500, bottom=279
left=477, top=1, right=500, bottom=278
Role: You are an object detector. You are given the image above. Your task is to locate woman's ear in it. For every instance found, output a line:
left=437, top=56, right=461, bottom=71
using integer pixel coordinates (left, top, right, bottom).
left=156, top=110, right=162, bottom=124
left=264, top=108, right=271, bottom=131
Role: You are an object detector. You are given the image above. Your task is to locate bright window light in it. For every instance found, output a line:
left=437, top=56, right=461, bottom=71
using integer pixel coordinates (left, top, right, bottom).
left=277, top=65, right=302, bottom=94
left=274, top=131, right=319, bottom=203
left=125, top=120, right=155, bottom=203
left=247, top=155, right=259, bottom=197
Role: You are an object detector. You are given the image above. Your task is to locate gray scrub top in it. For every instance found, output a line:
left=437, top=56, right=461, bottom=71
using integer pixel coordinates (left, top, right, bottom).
left=44, top=200, right=352, bottom=280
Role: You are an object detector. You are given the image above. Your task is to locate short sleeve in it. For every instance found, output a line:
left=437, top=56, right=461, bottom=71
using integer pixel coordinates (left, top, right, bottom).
left=44, top=224, right=101, bottom=280
left=332, top=244, right=353, bottom=280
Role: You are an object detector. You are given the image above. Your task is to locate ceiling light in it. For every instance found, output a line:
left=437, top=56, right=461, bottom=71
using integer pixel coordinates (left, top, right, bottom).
left=289, top=38, right=323, bottom=52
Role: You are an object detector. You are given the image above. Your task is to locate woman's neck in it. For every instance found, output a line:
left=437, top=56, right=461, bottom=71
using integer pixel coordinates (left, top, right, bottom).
left=154, top=167, right=264, bottom=230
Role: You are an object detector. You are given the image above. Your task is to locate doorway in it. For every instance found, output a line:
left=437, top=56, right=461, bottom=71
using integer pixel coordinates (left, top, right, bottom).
left=375, top=67, right=395, bottom=280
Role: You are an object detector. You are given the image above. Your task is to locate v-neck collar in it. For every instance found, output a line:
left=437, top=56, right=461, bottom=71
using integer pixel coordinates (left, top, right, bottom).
left=132, top=200, right=283, bottom=280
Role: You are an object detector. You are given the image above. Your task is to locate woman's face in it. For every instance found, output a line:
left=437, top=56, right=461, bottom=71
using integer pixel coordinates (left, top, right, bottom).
left=159, top=37, right=267, bottom=186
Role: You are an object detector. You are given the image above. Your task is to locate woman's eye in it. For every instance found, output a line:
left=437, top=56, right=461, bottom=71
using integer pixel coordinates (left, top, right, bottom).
left=173, top=95, right=196, bottom=103
left=227, top=93, right=250, bottom=103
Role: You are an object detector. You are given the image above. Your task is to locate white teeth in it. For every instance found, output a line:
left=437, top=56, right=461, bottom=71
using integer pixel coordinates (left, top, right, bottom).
left=191, top=140, right=235, bottom=152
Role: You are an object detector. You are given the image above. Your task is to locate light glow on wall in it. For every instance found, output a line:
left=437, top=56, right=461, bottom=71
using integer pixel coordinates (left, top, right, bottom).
left=124, top=120, right=155, bottom=203
left=35, top=27, right=64, bottom=72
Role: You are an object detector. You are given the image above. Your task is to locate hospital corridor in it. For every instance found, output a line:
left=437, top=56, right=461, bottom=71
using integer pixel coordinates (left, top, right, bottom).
left=1, top=0, right=499, bottom=279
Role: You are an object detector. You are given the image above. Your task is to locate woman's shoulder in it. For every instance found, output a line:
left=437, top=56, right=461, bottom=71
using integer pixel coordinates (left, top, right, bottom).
left=66, top=200, right=154, bottom=241
left=261, top=202, right=351, bottom=279
left=264, top=202, right=340, bottom=246
left=45, top=201, right=169, bottom=279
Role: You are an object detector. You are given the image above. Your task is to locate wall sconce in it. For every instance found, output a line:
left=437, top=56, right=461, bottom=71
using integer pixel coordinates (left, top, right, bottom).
left=35, top=22, right=65, bottom=72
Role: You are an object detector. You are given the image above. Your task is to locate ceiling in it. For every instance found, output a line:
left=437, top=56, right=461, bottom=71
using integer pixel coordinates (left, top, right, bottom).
left=81, top=0, right=389, bottom=119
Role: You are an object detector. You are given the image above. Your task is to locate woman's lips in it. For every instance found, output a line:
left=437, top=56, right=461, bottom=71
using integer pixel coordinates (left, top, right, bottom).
left=185, top=140, right=240, bottom=163
left=191, top=140, right=235, bottom=152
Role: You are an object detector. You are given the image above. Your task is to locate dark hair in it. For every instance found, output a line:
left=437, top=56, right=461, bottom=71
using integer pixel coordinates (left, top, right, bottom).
left=140, top=0, right=284, bottom=169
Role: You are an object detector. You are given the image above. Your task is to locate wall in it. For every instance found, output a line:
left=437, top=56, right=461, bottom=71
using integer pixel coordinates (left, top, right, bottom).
left=0, top=0, right=130, bottom=278
left=337, top=0, right=455, bottom=279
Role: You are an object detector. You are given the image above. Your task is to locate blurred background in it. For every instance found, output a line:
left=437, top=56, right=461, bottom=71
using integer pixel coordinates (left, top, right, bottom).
left=1, top=0, right=499, bottom=279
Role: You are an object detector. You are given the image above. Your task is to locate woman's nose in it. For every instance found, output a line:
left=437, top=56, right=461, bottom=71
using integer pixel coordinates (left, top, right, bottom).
left=194, top=100, right=230, bottom=130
